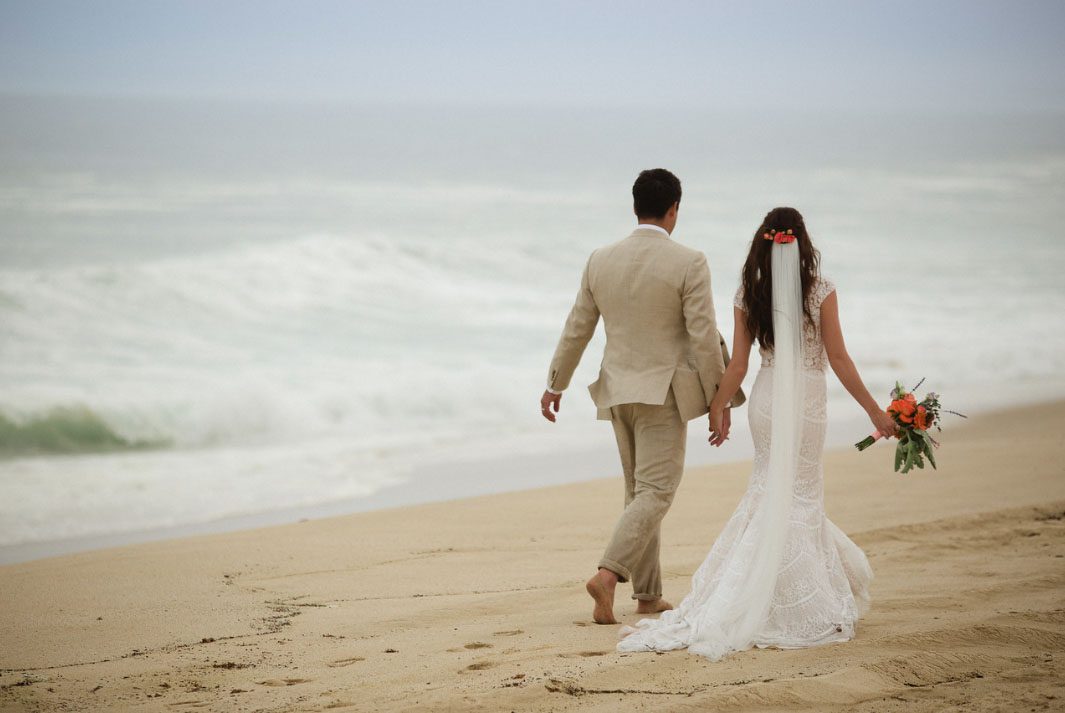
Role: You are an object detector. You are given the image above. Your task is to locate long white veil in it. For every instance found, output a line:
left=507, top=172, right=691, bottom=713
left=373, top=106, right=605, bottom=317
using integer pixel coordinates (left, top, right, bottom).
left=686, top=238, right=806, bottom=658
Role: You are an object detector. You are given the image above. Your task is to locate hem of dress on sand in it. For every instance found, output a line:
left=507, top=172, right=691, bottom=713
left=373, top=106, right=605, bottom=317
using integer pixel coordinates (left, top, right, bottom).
left=616, top=617, right=861, bottom=656
left=750, top=621, right=857, bottom=651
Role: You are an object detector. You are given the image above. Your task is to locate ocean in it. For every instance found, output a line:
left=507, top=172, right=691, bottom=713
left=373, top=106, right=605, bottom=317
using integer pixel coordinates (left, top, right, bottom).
left=2, top=95, right=1064, bottom=558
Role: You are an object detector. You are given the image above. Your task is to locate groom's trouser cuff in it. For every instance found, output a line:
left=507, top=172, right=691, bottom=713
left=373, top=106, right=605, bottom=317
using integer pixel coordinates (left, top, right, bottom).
left=597, top=557, right=632, bottom=584
left=598, top=556, right=662, bottom=600
left=631, top=592, right=662, bottom=601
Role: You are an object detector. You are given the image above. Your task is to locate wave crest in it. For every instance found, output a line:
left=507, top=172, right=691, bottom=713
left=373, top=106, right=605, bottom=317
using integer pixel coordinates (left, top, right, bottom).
left=0, top=406, right=168, bottom=458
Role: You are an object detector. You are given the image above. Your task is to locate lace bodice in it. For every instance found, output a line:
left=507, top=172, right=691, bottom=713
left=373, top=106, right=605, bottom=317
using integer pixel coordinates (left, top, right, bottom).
left=733, top=276, right=836, bottom=371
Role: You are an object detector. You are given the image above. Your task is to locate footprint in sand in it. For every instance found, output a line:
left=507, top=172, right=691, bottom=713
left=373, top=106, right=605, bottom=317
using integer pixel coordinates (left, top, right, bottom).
left=463, top=642, right=493, bottom=650
left=572, top=620, right=590, bottom=627
left=255, top=678, right=312, bottom=687
left=327, top=657, right=365, bottom=668
left=492, top=629, right=524, bottom=636
left=166, top=702, right=211, bottom=709
left=463, top=661, right=497, bottom=672
left=558, top=650, right=611, bottom=658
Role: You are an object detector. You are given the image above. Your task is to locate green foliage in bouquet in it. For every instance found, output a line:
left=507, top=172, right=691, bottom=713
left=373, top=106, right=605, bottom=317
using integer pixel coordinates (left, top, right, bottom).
left=854, top=379, right=966, bottom=474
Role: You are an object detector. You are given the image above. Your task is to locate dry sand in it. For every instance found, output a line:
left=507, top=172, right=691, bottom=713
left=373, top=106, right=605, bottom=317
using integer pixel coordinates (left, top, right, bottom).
left=1, top=400, right=1064, bottom=712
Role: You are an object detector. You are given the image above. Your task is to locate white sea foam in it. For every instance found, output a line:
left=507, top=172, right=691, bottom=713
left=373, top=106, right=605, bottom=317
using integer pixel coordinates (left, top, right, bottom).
left=1, top=101, right=1063, bottom=549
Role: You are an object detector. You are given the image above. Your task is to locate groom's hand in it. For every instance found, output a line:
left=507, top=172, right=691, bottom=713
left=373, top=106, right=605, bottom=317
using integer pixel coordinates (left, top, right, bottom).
left=540, top=390, right=562, bottom=423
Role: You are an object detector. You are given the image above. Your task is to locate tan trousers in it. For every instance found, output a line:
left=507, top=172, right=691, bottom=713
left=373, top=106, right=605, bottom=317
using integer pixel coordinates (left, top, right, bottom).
left=598, top=388, right=687, bottom=601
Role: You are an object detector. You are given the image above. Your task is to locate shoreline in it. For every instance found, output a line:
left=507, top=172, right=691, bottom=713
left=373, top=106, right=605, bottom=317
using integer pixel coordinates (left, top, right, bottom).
left=1, top=398, right=1063, bottom=711
left=3, top=384, right=1064, bottom=566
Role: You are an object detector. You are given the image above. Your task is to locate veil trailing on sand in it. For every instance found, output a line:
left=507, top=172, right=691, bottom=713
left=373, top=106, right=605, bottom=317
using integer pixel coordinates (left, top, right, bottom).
left=686, top=239, right=807, bottom=658
left=617, top=239, right=807, bottom=660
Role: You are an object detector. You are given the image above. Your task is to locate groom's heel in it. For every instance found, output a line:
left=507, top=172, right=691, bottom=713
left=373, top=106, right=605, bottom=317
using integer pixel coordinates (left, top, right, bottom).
left=585, top=575, right=618, bottom=625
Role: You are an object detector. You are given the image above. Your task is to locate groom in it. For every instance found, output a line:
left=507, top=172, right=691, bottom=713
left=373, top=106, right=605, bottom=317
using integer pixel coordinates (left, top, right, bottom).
left=540, top=168, right=745, bottom=624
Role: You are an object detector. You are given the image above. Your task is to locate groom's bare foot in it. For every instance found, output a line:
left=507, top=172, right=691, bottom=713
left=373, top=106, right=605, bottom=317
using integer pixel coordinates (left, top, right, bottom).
left=585, top=570, right=618, bottom=625
left=635, top=598, right=673, bottom=615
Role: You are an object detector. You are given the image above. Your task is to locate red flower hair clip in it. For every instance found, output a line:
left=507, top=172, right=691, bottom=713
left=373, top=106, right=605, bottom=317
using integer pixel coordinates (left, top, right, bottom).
left=762, top=229, right=796, bottom=244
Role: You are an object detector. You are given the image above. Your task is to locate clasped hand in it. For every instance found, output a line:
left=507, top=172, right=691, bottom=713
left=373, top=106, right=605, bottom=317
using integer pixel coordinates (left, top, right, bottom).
left=709, top=406, right=731, bottom=446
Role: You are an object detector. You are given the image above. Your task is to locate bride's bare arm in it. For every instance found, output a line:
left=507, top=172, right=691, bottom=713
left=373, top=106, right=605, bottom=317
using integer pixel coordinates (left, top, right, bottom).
left=708, top=307, right=754, bottom=442
left=821, top=291, right=896, bottom=438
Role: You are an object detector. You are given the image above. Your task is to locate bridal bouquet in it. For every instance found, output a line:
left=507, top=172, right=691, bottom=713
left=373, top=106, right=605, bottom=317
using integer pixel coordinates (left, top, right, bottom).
left=855, top=379, right=966, bottom=474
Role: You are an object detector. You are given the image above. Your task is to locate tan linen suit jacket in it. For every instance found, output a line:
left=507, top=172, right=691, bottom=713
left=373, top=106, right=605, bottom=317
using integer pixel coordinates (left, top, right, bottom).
left=547, top=227, right=745, bottom=422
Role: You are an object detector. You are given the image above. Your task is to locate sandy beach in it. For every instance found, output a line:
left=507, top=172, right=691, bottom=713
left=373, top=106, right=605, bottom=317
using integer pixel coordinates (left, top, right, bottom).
left=1, top=400, right=1063, bottom=712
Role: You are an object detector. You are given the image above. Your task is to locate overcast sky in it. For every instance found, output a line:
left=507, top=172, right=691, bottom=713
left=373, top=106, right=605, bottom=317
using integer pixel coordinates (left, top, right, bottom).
left=2, top=0, right=1064, bottom=111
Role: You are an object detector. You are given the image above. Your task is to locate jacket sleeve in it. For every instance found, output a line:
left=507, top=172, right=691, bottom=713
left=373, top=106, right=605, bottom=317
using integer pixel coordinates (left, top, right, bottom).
left=546, top=253, right=600, bottom=391
left=681, top=252, right=727, bottom=407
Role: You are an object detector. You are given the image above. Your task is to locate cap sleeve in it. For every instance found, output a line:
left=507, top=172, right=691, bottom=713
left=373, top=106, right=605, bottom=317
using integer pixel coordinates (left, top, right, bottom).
left=733, top=284, right=746, bottom=311
left=815, top=276, right=836, bottom=306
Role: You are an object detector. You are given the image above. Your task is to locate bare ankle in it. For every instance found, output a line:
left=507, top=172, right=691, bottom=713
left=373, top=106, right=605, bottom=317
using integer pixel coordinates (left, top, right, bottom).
left=636, top=597, right=672, bottom=613
left=597, top=568, right=620, bottom=588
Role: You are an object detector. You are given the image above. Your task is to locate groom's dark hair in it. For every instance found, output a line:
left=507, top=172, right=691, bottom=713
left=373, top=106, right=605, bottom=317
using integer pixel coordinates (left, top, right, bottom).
left=632, top=168, right=682, bottom=219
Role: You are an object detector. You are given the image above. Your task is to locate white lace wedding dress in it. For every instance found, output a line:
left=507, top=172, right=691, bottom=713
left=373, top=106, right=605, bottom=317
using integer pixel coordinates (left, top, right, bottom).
left=617, top=276, right=873, bottom=660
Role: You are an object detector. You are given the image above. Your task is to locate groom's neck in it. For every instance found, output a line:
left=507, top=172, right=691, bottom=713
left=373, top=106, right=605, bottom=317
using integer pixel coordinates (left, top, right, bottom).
left=637, top=217, right=673, bottom=234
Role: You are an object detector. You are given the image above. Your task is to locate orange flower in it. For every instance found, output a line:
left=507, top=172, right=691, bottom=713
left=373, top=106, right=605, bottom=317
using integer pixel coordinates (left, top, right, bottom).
left=914, top=405, right=929, bottom=430
left=889, top=397, right=916, bottom=424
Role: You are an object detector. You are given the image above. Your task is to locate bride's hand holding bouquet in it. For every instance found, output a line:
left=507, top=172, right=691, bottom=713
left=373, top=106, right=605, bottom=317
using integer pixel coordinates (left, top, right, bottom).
left=855, top=379, right=966, bottom=474
left=867, top=404, right=898, bottom=442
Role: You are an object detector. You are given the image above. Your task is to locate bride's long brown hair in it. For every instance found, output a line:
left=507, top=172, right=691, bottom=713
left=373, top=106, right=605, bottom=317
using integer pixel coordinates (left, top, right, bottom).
left=740, top=207, right=821, bottom=350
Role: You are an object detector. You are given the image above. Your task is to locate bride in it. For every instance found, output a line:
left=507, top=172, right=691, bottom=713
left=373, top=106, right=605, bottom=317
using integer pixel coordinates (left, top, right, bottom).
left=617, top=207, right=897, bottom=660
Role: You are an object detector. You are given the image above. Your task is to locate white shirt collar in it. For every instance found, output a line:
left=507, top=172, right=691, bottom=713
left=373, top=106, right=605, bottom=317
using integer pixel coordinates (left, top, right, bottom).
left=636, top=223, right=670, bottom=237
